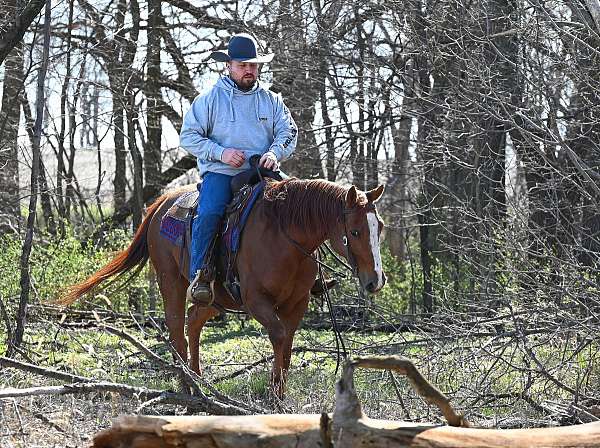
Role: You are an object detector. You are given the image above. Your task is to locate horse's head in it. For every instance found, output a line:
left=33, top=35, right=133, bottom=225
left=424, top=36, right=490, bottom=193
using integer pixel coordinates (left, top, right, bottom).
left=331, top=184, right=387, bottom=294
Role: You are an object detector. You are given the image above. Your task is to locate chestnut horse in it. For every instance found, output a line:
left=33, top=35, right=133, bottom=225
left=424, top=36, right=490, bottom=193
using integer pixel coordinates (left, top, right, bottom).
left=61, top=179, right=386, bottom=397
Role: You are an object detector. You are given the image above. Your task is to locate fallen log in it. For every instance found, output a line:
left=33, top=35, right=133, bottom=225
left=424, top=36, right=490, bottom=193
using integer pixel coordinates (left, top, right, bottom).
left=92, top=414, right=324, bottom=448
left=92, top=414, right=600, bottom=448
left=92, top=356, right=600, bottom=447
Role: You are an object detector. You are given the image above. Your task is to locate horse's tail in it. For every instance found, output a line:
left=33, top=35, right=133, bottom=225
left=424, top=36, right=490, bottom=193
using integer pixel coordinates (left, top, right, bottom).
left=58, top=194, right=169, bottom=306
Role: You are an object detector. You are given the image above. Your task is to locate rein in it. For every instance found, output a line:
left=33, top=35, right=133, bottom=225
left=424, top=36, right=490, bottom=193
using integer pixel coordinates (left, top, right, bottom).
left=340, top=202, right=376, bottom=276
left=316, top=248, right=347, bottom=374
left=281, top=202, right=377, bottom=374
left=280, top=230, right=349, bottom=374
left=282, top=203, right=376, bottom=277
left=283, top=235, right=349, bottom=279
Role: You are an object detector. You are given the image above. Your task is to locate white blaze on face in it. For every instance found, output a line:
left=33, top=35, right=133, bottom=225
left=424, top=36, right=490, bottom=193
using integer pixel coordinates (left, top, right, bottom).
left=367, top=212, right=384, bottom=289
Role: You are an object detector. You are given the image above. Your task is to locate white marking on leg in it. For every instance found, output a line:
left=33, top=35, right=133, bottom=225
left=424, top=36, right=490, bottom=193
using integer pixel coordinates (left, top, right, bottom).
left=367, top=212, right=383, bottom=289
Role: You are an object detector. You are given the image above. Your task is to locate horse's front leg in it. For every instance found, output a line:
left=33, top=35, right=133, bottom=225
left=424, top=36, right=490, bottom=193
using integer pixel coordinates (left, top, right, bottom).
left=266, top=321, right=288, bottom=399
left=278, top=294, right=311, bottom=394
left=244, top=295, right=289, bottom=398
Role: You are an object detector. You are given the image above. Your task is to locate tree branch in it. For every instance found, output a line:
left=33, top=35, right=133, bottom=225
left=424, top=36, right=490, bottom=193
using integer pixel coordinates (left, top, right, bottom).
left=0, top=0, right=47, bottom=65
left=584, top=0, right=600, bottom=31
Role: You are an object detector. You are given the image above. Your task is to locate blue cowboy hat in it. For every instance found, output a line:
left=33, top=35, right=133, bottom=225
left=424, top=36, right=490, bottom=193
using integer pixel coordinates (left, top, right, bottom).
left=209, top=33, right=274, bottom=63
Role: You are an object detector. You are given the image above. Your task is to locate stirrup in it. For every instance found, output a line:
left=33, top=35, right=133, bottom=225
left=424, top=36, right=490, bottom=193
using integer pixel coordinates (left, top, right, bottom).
left=187, top=274, right=214, bottom=307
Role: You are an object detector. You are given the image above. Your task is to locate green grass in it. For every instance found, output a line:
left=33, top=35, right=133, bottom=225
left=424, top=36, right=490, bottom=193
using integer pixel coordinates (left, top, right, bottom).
left=2, top=227, right=600, bottom=425
left=3, top=302, right=600, bottom=424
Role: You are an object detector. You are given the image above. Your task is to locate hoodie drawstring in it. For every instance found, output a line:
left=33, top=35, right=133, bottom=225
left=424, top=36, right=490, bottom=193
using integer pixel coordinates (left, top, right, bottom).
left=228, top=88, right=235, bottom=122
left=255, top=94, right=260, bottom=122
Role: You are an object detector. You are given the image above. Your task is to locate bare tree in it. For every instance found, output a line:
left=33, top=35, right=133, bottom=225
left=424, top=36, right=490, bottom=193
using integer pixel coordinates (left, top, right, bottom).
left=0, top=0, right=46, bottom=65
left=10, top=0, right=51, bottom=355
left=144, top=0, right=163, bottom=201
left=0, top=0, right=25, bottom=236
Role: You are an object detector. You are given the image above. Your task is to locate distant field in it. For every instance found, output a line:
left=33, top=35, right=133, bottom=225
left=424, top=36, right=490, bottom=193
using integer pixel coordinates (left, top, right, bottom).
left=18, top=144, right=200, bottom=209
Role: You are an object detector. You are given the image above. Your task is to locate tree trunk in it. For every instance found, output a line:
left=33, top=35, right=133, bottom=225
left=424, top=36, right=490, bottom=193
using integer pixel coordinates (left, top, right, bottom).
left=109, top=0, right=129, bottom=212
left=0, top=0, right=46, bottom=65
left=353, top=14, right=366, bottom=191
left=20, top=90, right=56, bottom=234
left=144, top=0, right=163, bottom=202
left=66, top=64, right=86, bottom=220
left=386, top=120, right=411, bottom=261
left=0, top=0, right=24, bottom=236
left=418, top=199, right=434, bottom=315
left=55, top=0, right=74, bottom=229
left=272, top=0, right=323, bottom=179
left=584, top=0, right=600, bottom=30
left=128, top=94, right=144, bottom=230
left=412, top=0, right=441, bottom=314
left=320, top=70, right=335, bottom=181
left=11, top=0, right=52, bottom=355
left=386, top=52, right=414, bottom=261
left=566, top=2, right=600, bottom=270
left=111, top=74, right=128, bottom=212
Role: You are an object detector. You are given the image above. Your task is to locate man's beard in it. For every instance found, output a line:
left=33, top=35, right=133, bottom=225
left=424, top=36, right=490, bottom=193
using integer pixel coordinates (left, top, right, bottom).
left=234, top=76, right=256, bottom=91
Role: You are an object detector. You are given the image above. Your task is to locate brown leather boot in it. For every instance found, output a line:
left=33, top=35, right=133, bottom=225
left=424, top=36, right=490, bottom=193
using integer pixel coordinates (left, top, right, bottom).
left=186, top=273, right=213, bottom=306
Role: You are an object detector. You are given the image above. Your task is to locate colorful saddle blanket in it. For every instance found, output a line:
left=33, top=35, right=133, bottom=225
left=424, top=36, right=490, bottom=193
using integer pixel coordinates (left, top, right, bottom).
left=159, top=189, right=199, bottom=247
left=158, top=182, right=265, bottom=254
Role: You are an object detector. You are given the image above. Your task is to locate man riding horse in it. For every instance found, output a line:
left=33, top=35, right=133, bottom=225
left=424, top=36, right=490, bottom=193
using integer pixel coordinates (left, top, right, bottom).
left=180, top=33, right=298, bottom=305
left=60, top=33, right=386, bottom=399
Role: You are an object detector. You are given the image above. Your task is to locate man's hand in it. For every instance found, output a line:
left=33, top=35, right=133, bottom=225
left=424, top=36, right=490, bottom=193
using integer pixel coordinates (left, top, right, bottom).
left=221, top=148, right=245, bottom=168
left=259, top=151, right=279, bottom=170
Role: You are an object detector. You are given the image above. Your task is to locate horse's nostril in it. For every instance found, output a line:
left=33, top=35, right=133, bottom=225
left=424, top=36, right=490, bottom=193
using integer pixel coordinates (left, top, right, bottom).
left=366, top=282, right=376, bottom=293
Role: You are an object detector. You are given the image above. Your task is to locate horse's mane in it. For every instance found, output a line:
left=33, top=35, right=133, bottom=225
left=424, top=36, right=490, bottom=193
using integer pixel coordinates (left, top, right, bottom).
left=262, top=178, right=360, bottom=236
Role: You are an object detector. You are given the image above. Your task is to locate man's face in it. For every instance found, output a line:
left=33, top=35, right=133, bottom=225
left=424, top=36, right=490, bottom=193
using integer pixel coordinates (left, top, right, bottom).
left=228, top=61, right=260, bottom=90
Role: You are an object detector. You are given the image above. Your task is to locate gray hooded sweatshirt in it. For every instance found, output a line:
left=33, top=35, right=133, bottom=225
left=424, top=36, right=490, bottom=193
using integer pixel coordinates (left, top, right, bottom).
left=180, top=76, right=298, bottom=177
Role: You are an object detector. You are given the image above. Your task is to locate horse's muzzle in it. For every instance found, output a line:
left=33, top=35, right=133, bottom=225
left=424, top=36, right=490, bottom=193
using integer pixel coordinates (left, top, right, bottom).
left=361, top=271, right=387, bottom=294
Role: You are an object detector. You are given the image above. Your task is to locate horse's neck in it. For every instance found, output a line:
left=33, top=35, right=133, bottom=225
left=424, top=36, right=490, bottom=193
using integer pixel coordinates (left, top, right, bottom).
left=269, top=199, right=337, bottom=252
left=283, top=226, right=328, bottom=254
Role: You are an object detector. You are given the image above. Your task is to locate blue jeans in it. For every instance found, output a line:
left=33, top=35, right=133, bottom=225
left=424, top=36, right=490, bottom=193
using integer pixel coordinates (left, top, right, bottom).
left=190, top=172, right=233, bottom=279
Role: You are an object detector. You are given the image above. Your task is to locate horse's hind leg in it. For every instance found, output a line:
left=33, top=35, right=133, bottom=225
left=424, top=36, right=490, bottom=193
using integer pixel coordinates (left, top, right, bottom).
left=187, top=304, right=219, bottom=375
left=157, top=271, right=189, bottom=368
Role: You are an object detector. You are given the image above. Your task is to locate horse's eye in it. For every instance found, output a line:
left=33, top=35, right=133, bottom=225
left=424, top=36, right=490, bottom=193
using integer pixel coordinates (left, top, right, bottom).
left=350, top=230, right=360, bottom=237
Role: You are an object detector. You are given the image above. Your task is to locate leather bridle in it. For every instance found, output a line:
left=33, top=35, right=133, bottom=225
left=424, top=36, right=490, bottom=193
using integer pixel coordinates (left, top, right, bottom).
left=281, top=201, right=379, bottom=375
left=342, top=202, right=376, bottom=277
left=281, top=202, right=378, bottom=281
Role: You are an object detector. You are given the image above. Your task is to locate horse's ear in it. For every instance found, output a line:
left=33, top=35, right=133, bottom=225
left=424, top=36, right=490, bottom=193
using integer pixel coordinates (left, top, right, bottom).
left=345, top=185, right=358, bottom=208
left=366, top=184, right=385, bottom=203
